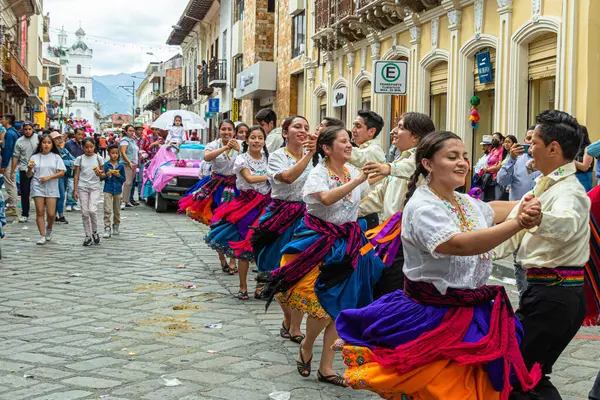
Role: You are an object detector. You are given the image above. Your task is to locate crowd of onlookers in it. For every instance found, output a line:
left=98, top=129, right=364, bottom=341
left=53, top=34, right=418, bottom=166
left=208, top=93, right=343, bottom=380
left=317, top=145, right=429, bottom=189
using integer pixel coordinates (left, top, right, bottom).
left=0, top=114, right=172, bottom=244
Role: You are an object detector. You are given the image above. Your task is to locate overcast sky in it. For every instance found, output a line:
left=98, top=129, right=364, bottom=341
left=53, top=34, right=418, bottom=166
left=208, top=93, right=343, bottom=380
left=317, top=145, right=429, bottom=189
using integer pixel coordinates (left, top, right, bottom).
left=45, top=0, right=188, bottom=76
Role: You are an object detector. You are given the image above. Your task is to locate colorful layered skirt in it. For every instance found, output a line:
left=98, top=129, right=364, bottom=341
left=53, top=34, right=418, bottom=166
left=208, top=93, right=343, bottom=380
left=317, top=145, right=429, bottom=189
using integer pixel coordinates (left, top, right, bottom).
left=178, top=173, right=238, bottom=225
left=251, top=199, right=305, bottom=273
left=204, top=189, right=271, bottom=261
left=335, top=281, right=541, bottom=399
left=272, top=217, right=386, bottom=320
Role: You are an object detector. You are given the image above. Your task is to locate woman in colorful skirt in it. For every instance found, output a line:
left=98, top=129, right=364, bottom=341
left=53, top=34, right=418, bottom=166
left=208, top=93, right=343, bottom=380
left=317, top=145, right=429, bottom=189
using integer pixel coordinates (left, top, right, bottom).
left=251, top=115, right=315, bottom=342
left=335, top=131, right=543, bottom=399
left=359, top=112, right=436, bottom=299
left=179, top=119, right=241, bottom=273
left=263, top=126, right=387, bottom=387
left=205, top=126, right=271, bottom=300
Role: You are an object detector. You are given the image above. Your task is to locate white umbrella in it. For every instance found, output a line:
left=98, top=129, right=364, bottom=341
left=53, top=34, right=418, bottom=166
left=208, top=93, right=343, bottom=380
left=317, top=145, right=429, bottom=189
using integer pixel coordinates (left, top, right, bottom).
left=151, top=110, right=208, bottom=130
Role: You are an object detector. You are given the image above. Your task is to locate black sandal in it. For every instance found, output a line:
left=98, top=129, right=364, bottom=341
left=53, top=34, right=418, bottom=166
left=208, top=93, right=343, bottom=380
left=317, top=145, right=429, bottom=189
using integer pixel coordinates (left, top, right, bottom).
left=317, top=370, right=347, bottom=387
left=290, top=334, right=305, bottom=344
left=237, top=291, right=249, bottom=300
left=296, top=344, right=312, bottom=378
left=279, top=321, right=290, bottom=339
left=228, top=266, right=236, bottom=275
left=221, top=262, right=229, bottom=273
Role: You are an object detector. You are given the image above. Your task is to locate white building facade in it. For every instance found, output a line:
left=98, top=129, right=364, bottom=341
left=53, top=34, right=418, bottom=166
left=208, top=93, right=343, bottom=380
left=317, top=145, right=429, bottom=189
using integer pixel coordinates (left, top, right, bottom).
left=66, top=27, right=99, bottom=131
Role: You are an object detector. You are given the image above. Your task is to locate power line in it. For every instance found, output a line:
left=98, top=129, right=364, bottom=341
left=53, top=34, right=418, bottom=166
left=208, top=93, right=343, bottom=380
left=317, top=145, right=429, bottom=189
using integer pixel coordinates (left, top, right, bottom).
left=49, top=27, right=177, bottom=51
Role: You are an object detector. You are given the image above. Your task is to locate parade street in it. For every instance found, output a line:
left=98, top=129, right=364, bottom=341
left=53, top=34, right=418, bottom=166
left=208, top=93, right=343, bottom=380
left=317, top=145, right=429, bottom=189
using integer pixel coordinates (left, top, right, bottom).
left=0, top=205, right=597, bottom=400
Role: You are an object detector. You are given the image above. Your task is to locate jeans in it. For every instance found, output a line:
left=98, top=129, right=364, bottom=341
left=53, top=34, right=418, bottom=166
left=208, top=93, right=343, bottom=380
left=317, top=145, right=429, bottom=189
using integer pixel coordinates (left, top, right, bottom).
left=18, top=171, right=32, bottom=218
left=57, top=177, right=65, bottom=216
left=66, top=177, right=77, bottom=207
left=136, top=163, right=145, bottom=200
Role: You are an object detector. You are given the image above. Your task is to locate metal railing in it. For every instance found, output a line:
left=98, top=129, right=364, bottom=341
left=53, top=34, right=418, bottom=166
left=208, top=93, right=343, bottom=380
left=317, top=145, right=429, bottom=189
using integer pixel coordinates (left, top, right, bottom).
left=208, top=59, right=227, bottom=85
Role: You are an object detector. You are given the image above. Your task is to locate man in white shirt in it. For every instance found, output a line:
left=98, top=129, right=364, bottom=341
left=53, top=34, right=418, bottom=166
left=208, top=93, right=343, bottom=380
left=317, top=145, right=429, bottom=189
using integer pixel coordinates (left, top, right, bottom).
left=255, top=108, right=283, bottom=153
left=350, top=110, right=386, bottom=230
left=497, top=110, right=589, bottom=399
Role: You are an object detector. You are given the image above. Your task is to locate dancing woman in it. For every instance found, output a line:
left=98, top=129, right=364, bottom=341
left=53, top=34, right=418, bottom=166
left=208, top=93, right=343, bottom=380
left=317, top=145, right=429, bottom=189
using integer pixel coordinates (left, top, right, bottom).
left=179, top=120, right=241, bottom=272
left=263, top=126, right=386, bottom=387
left=336, top=131, right=542, bottom=399
left=205, top=126, right=271, bottom=299
left=251, top=116, right=314, bottom=341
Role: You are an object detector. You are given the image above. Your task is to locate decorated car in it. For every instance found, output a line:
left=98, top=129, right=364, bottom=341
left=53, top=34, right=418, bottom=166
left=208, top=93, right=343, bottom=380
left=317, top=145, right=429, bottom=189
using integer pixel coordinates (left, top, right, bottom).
left=143, top=143, right=208, bottom=213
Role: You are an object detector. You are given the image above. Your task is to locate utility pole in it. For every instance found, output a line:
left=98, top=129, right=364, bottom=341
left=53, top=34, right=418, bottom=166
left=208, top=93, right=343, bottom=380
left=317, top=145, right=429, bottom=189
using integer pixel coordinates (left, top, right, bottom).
left=118, top=80, right=137, bottom=123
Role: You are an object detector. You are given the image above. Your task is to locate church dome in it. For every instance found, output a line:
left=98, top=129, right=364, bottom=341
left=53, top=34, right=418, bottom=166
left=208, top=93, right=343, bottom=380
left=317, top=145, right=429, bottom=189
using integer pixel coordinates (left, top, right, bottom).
left=71, top=41, right=89, bottom=51
left=75, top=27, right=86, bottom=37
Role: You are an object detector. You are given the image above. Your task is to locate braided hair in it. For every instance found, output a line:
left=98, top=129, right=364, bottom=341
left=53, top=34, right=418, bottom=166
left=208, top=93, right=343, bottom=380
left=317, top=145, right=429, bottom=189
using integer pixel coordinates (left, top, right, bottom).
left=312, top=125, right=345, bottom=166
left=242, top=125, right=270, bottom=160
left=404, top=131, right=462, bottom=206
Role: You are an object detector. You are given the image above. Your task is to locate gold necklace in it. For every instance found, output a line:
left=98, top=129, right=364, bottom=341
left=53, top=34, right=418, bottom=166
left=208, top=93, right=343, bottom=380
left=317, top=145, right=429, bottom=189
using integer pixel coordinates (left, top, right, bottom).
left=428, top=185, right=470, bottom=231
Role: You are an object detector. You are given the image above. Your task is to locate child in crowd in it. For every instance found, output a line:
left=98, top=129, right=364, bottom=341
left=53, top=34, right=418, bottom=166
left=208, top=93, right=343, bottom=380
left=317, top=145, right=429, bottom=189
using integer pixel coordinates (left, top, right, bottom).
left=74, top=137, right=104, bottom=246
left=102, top=144, right=126, bottom=238
left=166, top=115, right=187, bottom=152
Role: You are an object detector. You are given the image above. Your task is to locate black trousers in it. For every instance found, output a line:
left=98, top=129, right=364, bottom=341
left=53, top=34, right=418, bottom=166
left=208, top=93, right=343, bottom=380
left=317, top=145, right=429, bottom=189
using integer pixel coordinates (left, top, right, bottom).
left=363, top=212, right=380, bottom=231
left=510, top=284, right=586, bottom=400
left=373, top=248, right=405, bottom=300
left=19, top=171, right=32, bottom=218
left=590, top=369, right=600, bottom=400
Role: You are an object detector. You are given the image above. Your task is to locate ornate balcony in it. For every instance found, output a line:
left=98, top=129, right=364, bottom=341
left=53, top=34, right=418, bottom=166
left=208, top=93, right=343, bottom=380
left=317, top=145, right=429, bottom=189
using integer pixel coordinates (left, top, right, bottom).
left=178, top=85, right=193, bottom=105
left=1, top=45, right=30, bottom=98
left=198, top=66, right=214, bottom=96
left=208, top=59, right=227, bottom=88
left=313, top=0, right=442, bottom=51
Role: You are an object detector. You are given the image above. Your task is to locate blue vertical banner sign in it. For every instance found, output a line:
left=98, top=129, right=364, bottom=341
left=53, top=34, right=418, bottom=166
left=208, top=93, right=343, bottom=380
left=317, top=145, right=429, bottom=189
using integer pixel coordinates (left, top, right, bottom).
left=208, top=98, right=220, bottom=114
left=476, top=51, right=493, bottom=84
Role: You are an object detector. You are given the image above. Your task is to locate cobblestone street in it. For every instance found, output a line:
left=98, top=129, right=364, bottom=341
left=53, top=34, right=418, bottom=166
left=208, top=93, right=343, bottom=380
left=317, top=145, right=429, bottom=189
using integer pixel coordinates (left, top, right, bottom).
left=0, top=203, right=597, bottom=399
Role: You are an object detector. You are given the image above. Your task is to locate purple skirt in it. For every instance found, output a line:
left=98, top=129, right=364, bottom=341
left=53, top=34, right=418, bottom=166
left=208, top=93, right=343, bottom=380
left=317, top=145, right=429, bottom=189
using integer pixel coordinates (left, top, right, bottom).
left=335, top=289, right=524, bottom=392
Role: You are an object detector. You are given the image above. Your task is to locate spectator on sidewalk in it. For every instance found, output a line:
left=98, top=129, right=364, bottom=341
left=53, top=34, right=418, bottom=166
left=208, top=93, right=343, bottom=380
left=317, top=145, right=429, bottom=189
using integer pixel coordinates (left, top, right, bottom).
left=101, top=144, right=125, bottom=238
left=11, top=121, right=40, bottom=223
left=133, top=124, right=145, bottom=202
left=65, top=129, right=85, bottom=211
left=497, top=127, right=541, bottom=297
left=0, top=114, right=20, bottom=216
left=51, top=131, right=75, bottom=224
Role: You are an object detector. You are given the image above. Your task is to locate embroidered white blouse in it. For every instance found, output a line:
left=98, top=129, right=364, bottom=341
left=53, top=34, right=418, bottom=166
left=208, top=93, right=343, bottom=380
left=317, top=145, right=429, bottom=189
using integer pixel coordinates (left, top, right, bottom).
left=205, top=139, right=243, bottom=175
left=303, top=162, right=370, bottom=226
left=233, top=152, right=271, bottom=195
left=402, top=185, right=495, bottom=295
left=266, top=148, right=312, bottom=202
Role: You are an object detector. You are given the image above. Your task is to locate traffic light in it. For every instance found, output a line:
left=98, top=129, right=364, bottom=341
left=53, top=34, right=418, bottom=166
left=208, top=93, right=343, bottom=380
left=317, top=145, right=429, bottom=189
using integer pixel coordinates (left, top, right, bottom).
left=160, top=99, right=167, bottom=113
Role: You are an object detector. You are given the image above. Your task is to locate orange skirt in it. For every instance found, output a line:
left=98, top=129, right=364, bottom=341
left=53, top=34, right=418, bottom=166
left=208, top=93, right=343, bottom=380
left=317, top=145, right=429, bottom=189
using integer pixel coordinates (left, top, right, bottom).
left=276, top=253, right=330, bottom=320
left=341, top=345, right=499, bottom=400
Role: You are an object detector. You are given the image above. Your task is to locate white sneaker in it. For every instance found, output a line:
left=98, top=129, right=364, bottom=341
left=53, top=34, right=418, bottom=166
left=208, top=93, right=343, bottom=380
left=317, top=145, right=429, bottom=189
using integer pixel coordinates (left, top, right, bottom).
left=19, top=216, right=28, bottom=223
left=120, top=203, right=125, bottom=210
left=103, top=227, right=111, bottom=238
left=73, top=205, right=81, bottom=211
left=45, top=229, right=53, bottom=242
left=36, top=236, right=46, bottom=245
left=112, top=224, right=120, bottom=236
left=66, top=205, right=73, bottom=212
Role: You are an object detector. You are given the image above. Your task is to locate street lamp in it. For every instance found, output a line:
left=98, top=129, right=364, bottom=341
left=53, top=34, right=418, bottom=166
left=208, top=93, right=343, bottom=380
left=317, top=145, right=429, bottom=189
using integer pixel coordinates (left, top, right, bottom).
left=146, top=52, right=164, bottom=94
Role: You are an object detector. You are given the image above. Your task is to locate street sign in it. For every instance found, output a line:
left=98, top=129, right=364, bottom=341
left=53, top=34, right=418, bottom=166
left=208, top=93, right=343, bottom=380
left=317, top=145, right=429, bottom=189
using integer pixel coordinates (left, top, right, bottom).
left=208, top=98, right=220, bottom=113
left=476, top=51, right=493, bottom=84
left=205, top=112, right=214, bottom=119
left=374, top=60, right=408, bottom=95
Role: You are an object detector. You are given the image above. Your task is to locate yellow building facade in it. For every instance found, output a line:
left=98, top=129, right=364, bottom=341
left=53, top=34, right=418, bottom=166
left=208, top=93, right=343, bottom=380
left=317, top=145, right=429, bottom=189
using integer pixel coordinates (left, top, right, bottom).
left=302, top=0, right=600, bottom=161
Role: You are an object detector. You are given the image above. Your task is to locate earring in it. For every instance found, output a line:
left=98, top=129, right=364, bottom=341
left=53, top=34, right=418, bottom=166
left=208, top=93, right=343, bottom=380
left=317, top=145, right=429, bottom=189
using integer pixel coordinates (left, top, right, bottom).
left=425, top=172, right=432, bottom=184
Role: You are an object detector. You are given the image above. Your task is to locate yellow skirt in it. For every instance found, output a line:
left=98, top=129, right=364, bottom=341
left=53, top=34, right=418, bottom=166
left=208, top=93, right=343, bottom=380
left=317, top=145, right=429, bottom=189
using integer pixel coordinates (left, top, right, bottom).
left=342, top=345, right=500, bottom=400
left=276, top=253, right=331, bottom=320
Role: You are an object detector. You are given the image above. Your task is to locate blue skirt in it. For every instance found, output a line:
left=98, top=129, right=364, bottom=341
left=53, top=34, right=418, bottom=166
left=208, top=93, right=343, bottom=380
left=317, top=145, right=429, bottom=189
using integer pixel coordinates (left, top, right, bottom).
left=281, top=218, right=387, bottom=319
left=204, top=221, right=243, bottom=259
left=256, top=209, right=304, bottom=273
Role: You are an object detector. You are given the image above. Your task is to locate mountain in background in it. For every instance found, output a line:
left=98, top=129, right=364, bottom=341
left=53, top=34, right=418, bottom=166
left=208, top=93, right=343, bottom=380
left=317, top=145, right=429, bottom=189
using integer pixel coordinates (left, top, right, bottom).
left=92, top=72, right=145, bottom=116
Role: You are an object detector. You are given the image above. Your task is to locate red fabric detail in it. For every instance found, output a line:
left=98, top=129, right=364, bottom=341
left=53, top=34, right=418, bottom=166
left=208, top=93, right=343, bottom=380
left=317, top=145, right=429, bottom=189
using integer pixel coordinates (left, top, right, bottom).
left=212, top=190, right=271, bottom=225
left=372, top=280, right=541, bottom=400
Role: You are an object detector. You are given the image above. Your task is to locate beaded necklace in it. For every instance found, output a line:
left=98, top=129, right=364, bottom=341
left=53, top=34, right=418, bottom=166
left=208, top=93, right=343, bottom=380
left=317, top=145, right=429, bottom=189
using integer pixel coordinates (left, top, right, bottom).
left=328, top=166, right=352, bottom=203
left=428, top=185, right=490, bottom=260
left=284, top=148, right=301, bottom=162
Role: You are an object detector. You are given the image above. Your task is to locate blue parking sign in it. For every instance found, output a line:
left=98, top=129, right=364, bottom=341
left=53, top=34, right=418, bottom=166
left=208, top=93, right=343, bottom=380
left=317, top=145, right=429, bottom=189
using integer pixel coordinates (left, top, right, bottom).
left=208, top=98, right=220, bottom=113
left=476, top=51, right=493, bottom=84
